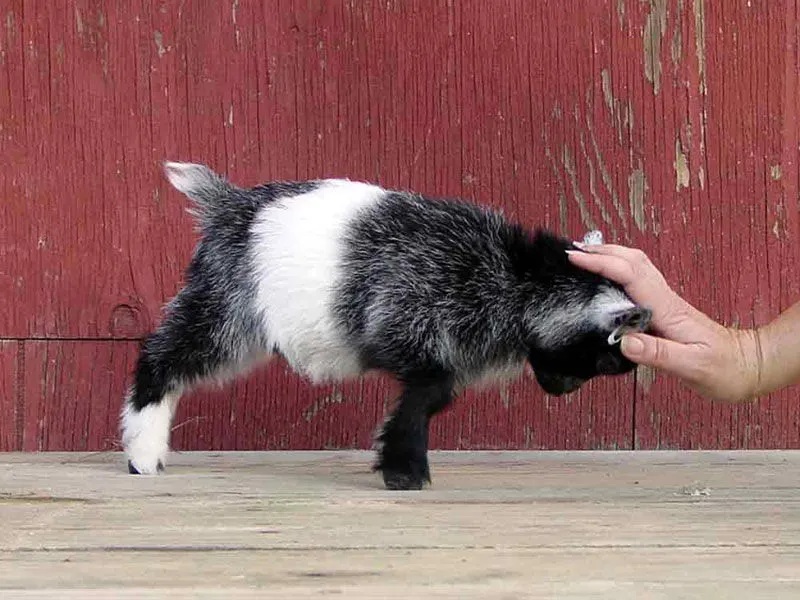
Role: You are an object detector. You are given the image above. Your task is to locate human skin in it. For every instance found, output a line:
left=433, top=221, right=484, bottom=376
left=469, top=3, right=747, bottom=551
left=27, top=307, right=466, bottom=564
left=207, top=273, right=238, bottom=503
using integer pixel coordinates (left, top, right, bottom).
left=567, top=244, right=800, bottom=403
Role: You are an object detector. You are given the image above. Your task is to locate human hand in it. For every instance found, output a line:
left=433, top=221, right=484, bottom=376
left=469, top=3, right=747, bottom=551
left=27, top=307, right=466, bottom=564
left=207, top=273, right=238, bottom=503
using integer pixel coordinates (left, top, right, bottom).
left=567, top=244, right=763, bottom=403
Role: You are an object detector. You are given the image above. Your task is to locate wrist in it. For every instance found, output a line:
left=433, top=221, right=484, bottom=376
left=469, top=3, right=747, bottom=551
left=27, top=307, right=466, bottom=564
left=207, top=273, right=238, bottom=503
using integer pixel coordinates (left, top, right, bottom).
left=731, top=327, right=765, bottom=400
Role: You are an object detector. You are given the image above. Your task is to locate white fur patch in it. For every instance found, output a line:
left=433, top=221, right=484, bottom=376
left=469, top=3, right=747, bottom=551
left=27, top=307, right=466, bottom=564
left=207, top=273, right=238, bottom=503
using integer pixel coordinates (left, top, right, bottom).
left=530, top=300, right=585, bottom=347
left=531, top=286, right=634, bottom=348
left=250, top=180, right=386, bottom=381
left=589, top=287, right=636, bottom=330
left=121, top=390, right=180, bottom=475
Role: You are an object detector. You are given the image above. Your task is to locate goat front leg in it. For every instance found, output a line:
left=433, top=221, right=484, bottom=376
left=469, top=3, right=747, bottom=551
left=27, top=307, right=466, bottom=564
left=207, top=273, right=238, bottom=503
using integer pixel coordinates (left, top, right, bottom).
left=374, top=375, right=454, bottom=490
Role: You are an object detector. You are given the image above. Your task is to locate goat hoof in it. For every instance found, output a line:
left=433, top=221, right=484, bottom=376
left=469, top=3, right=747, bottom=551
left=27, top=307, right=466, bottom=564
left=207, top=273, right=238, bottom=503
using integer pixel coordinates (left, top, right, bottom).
left=127, top=459, right=164, bottom=475
left=382, top=469, right=427, bottom=491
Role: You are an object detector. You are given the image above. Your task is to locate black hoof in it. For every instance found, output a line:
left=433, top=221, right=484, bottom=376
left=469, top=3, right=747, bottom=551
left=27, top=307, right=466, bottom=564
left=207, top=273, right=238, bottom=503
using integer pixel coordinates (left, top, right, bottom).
left=127, top=459, right=164, bottom=474
left=381, top=469, right=428, bottom=491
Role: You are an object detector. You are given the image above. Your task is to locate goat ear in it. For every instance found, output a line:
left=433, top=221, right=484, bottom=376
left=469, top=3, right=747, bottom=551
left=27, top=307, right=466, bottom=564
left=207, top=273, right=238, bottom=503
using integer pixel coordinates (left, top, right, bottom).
left=607, top=306, right=651, bottom=345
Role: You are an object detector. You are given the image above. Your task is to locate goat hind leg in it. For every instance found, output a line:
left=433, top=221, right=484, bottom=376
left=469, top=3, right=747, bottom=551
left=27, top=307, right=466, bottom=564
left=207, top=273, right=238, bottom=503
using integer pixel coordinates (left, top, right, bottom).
left=121, top=288, right=256, bottom=475
left=122, top=328, right=190, bottom=475
left=122, top=384, right=181, bottom=475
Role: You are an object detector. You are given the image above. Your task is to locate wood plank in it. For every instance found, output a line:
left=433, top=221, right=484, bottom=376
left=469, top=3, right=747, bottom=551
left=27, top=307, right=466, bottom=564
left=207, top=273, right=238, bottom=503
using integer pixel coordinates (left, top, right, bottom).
left=0, top=342, right=20, bottom=451
left=2, top=451, right=800, bottom=597
left=1, top=0, right=491, bottom=339
left=170, top=366, right=397, bottom=452
left=2, top=549, right=799, bottom=600
left=6, top=1, right=794, bottom=335
left=635, top=376, right=800, bottom=450
left=20, top=341, right=139, bottom=451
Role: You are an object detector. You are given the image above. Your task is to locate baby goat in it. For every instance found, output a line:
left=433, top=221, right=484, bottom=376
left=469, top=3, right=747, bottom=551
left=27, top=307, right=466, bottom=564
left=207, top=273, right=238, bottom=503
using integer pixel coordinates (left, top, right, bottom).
left=121, top=162, right=650, bottom=490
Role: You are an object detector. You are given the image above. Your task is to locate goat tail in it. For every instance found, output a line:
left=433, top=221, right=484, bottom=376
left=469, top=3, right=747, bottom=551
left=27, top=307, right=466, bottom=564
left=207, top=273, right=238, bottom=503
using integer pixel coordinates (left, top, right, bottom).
left=163, top=161, right=232, bottom=222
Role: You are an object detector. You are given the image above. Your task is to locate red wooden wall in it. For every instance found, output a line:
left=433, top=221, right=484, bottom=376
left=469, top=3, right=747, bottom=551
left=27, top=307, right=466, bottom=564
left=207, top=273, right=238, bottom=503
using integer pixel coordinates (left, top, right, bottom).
left=2, top=1, right=799, bottom=452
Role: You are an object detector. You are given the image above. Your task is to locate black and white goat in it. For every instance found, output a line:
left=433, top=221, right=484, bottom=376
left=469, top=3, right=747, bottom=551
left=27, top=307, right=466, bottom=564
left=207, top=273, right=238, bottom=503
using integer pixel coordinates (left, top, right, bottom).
left=121, top=162, right=650, bottom=490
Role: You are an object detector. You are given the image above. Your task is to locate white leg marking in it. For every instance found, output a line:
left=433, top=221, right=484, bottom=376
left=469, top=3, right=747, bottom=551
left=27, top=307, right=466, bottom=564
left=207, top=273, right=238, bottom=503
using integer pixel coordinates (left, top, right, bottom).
left=121, top=390, right=181, bottom=475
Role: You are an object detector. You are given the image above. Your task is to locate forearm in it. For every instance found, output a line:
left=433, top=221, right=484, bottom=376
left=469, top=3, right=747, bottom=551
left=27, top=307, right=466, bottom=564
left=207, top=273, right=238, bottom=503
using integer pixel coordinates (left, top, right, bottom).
left=754, top=301, right=800, bottom=396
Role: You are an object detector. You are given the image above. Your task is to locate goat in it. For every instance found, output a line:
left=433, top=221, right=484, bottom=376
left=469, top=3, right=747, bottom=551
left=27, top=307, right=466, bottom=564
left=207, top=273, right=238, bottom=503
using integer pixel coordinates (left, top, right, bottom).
left=121, top=162, right=650, bottom=489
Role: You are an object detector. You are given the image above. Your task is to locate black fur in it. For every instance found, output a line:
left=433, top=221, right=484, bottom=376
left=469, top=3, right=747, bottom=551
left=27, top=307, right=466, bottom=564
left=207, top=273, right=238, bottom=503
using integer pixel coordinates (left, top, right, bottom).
left=334, top=192, right=648, bottom=486
left=336, top=193, right=626, bottom=380
left=375, top=374, right=454, bottom=490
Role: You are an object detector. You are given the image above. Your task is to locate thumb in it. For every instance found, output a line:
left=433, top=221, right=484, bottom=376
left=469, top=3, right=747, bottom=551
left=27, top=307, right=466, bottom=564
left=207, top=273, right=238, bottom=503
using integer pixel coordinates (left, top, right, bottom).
left=620, top=333, right=699, bottom=379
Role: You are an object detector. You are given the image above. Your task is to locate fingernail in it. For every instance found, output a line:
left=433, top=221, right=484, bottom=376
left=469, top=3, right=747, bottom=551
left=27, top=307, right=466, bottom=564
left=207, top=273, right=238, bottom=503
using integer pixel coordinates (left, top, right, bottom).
left=621, top=335, right=644, bottom=356
left=572, top=242, right=588, bottom=250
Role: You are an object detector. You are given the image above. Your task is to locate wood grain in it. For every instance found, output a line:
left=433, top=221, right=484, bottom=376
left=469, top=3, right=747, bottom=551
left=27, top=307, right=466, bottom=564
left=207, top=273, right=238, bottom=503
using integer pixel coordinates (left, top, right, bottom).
left=2, top=451, right=800, bottom=597
left=19, top=341, right=139, bottom=451
left=0, top=342, right=20, bottom=451
left=1, top=1, right=798, bottom=450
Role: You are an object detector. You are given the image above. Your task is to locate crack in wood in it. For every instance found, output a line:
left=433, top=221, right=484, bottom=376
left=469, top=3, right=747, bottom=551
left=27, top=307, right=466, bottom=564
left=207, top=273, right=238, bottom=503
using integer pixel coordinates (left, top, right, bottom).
left=15, top=341, right=25, bottom=451
left=627, top=162, right=648, bottom=232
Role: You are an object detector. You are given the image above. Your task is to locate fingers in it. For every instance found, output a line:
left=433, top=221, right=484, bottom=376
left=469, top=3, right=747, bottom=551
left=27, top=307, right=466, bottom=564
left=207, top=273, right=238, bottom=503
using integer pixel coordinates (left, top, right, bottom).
left=621, top=332, right=760, bottom=403
left=572, top=242, right=646, bottom=261
left=572, top=244, right=661, bottom=281
left=567, top=245, right=692, bottom=326
left=620, top=333, right=703, bottom=382
left=566, top=250, right=638, bottom=287
left=569, top=244, right=659, bottom=286
left=568, top=248, right=673, bottom=307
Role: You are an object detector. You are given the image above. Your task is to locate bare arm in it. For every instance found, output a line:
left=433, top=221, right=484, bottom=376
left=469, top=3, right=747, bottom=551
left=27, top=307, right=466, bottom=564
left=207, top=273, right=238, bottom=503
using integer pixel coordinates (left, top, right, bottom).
left=567, top=244, right=800, bottom=402
left=755, top=301, right=800, bottom=398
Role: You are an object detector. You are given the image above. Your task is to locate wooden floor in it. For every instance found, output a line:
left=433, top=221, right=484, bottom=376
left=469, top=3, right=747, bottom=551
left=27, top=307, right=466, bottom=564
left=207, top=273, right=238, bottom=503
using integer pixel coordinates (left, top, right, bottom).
left=2, top=451, right=800, bottom=599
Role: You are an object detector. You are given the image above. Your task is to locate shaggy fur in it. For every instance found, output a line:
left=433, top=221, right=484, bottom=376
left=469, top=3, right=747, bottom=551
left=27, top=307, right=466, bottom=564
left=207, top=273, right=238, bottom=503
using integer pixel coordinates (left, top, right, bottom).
left=121, top=162, right=650, bottom=489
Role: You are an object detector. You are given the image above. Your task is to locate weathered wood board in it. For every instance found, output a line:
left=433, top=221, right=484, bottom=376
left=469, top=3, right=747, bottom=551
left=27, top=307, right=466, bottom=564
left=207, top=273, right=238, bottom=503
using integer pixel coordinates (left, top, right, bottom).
left=2, top=451, right=800, bottom=598
left=1, top=1, right=798, bottom=449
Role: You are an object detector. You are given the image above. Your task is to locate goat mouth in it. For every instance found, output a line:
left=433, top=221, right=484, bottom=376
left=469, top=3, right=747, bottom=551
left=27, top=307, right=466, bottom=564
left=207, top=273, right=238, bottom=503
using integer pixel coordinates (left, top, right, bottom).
left=534, top=372, right=585, bottom=395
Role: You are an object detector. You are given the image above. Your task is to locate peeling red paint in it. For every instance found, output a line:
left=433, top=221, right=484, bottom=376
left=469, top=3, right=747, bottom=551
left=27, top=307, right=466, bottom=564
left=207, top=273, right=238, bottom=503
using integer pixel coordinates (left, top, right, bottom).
left=2, top=1, right=799, bottom=451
